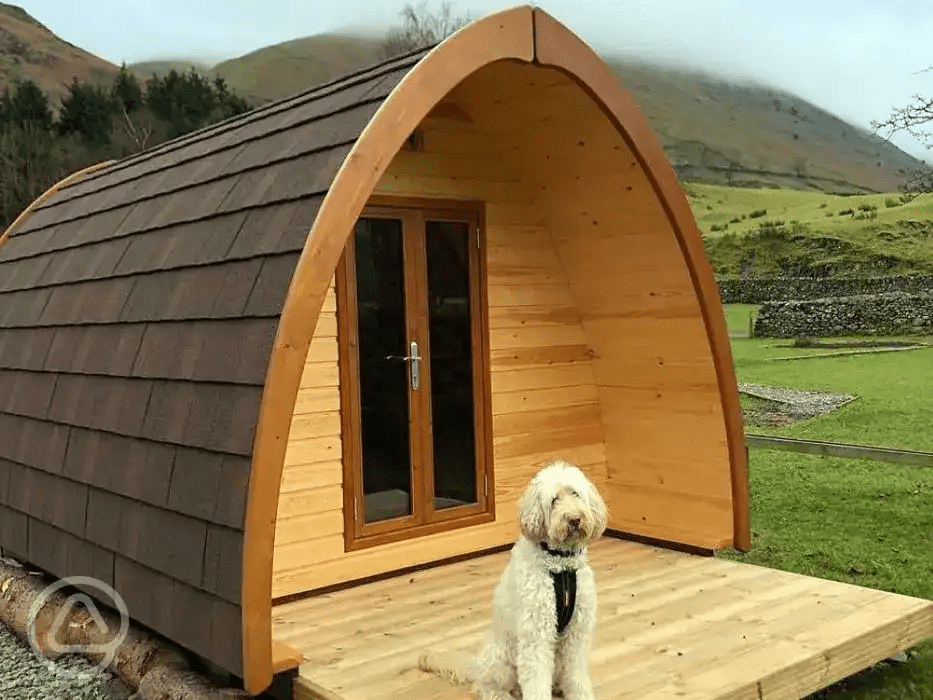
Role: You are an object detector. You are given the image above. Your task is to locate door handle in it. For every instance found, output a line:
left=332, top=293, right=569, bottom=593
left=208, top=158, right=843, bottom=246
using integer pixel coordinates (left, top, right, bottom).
left=409, top=340, right=421, bottom=391
left=384, top=340, right=423, bottom=390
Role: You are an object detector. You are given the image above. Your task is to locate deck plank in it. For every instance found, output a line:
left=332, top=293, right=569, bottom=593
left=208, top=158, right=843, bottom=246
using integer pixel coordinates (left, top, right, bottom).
left=274, top=538, right=933, bottom=700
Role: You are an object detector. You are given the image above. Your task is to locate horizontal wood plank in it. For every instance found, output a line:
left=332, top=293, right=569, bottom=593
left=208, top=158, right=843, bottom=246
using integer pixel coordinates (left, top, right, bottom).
left=274, top=509, right=345, bottom=546
left=293, top=386, right=341, bottom=415
left=746, top=435, right=933, bottom=468
left=280, top=459, right=343, bottom=494
left=284, top=436, right=343, bottom=469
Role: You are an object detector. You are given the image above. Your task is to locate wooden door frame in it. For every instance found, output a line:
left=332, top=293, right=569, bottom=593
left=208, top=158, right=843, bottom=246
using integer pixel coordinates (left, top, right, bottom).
left=336, top=195, right=495, bottom=552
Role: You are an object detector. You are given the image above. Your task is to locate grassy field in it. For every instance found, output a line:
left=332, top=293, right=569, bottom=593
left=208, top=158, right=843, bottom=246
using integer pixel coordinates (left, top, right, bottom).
left=719, top=316, right=933, bottom=698
left=723, top=303, right=758, bottom=336
left=690, top=184, right=933, bottom=238
left=689, top=184, right=933, bottom=276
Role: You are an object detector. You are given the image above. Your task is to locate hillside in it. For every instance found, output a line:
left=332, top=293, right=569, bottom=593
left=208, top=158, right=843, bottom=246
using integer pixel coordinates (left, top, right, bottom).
left=608, top=57, right=924, bottom=194
left=2, top=2, right=927, bottom=195
left=0, top=2, right=116, bottom=108
left=692, top=184, right=933, bottom=277
left=127, top=33, right=385, bottom=104
left=208, top=34, right=385, bottom=103
left=142, top=35, right=924, bottom=195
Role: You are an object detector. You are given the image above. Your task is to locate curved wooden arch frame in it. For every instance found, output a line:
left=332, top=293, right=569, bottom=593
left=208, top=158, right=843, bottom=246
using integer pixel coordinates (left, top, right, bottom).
left=0, top=160, right=117, bottom=247
left=241, top=5, right=749, bottom=693
left=530, top=9, right=751, bottom=554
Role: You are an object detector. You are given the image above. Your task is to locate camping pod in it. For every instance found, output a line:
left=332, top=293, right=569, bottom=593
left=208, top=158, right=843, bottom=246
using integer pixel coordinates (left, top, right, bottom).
left=0, top=6, right=748, bottom=695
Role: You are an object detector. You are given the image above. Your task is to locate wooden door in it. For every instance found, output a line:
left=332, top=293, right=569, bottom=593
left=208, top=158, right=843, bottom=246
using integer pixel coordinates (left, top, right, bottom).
left=337, top=198, right=494, bottom=550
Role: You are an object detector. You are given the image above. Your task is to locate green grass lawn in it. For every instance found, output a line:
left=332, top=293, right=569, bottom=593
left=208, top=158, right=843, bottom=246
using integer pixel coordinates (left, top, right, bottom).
left=723, top=303, right=757, bottom=335
left=731, top=335, right=933, bottom=450
left=719, top=332, right=933, bottom=698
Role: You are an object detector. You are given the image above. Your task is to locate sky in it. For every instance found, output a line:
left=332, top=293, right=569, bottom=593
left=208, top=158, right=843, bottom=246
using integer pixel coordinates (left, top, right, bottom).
left=21, top=0, right=933, bottom=160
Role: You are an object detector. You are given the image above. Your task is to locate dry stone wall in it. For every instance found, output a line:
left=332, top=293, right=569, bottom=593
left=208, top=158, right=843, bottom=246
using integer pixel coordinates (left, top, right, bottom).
left=753, top=292, right=933, bottom=337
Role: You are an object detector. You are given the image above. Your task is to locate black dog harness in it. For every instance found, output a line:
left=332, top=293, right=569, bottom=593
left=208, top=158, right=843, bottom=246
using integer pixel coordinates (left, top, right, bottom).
left=541, top=543, right=578, bottom=635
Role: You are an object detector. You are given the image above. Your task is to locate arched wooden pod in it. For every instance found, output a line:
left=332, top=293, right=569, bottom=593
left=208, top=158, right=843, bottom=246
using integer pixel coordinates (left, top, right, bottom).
left=0, top=7, right=747, bottom=696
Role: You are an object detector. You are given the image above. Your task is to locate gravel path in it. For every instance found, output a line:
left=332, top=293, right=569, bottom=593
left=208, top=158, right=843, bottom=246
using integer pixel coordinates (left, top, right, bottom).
left=739, top=383, right=855, bottom=415
left=0, top=624, right=132, bottom=700
left=739, top=383, right=856, bottom=425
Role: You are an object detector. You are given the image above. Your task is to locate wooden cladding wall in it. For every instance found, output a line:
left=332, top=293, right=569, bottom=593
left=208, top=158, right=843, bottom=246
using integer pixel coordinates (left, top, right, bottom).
left=272, top=107, right=608, bottom=597
left=497, top=66, right=735, bottom=547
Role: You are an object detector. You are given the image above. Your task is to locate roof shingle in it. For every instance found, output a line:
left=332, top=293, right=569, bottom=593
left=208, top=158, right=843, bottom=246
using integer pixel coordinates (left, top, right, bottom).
left=0, top=44, right=430, bottom=679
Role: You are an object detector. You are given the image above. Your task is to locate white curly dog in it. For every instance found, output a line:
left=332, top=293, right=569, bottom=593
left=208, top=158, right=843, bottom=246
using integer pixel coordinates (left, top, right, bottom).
left=419, top=458, right=608, bottom=700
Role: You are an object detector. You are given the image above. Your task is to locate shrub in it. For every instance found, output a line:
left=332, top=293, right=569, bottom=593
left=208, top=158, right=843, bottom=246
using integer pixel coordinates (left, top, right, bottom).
left=819, top=203, right=827, bottom=209
left=885, top=197, right=900, bottom=208
left=730, top=217, right=740, bottom=224
left=857, top=202, right=878, bottom=212
left=839, top=208, right=854, bottom=216
left=825, top=211, right=834, bottom=217
left=748, top=209, right=767, bottom=219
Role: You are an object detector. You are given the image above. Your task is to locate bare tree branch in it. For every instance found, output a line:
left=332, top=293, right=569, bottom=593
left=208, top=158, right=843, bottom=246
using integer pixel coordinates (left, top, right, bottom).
left=872, top=68, right=933, bottom=193
left=119, top=105, right=154, bottom=152
left=380, top=1, right=472, bottom=60
left=902, top=167, right=933, bottom=196
left=871, top=94, right=933, bottom=146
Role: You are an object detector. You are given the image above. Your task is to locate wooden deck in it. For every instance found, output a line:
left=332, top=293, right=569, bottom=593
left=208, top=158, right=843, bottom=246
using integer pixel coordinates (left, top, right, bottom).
left=272, top=538, right=933, bottom=700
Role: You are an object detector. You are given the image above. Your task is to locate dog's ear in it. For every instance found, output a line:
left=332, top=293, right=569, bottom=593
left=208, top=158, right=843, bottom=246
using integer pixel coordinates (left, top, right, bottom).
left=517, top=476, right=548, bottom=541
left=586, top=479, right=609, bottom=539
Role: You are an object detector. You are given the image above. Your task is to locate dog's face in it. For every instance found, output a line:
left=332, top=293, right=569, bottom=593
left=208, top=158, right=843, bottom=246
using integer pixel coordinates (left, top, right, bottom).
left=517, top=458, right=608, bottom=547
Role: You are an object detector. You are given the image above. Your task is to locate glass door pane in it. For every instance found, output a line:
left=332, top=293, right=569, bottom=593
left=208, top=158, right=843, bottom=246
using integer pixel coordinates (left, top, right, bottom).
left=424, top=219, right=478, bottom=510
left=352, top=218, right=414, bottom=523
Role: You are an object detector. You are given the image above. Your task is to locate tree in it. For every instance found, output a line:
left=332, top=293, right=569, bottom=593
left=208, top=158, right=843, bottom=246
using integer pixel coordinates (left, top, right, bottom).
left=872, top=66, right=933, bottom=192
left=116, top=104, right=156, bottom=153
left=0, top=121, right=60, bottom=228
left=213, top=75, right=250, bottom=119
left=57, top=77, right=116, bottom=147
left=4, top=79, right=53, bottom=130
left=793, top=156, right=807, bottom=178
left=112, top=63, right=143, bottom=113
left=145, top=68, right=213, bottom=137
left=0, top=68, right=256, bottom=231
left=380, top=1, right=471, bottom=59
left=145, top=68, right=250, bottom=138
left=0, top=88, right=12, bottom=125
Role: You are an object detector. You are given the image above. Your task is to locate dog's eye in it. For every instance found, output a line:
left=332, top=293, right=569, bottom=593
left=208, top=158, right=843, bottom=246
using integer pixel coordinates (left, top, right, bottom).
left=570, top=489, right=579, bottom=497
left=552, top=496, right=559, bottom=505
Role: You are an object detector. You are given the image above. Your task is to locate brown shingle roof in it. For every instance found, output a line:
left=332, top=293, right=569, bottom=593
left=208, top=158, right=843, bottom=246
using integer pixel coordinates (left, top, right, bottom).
left=0, top=44, right=432, bottom=677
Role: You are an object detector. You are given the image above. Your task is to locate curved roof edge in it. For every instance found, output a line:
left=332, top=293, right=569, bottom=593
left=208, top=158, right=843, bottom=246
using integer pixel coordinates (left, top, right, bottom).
left=241, top=4, right=536, bottom=693
left=0, top=160, right=116, bottom=246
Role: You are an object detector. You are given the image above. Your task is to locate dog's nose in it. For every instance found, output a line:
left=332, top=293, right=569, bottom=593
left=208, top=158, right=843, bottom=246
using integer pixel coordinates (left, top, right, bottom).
left=568, top=517, right=581, bottom=529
